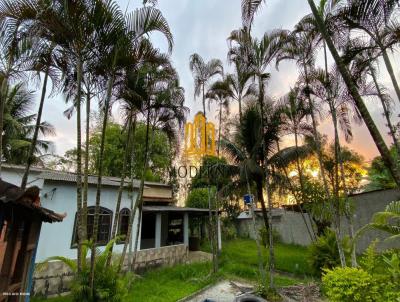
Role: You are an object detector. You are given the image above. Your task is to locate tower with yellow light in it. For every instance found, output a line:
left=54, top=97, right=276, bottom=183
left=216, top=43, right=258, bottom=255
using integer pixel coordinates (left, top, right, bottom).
left=183, top=112, right=216, bottom=161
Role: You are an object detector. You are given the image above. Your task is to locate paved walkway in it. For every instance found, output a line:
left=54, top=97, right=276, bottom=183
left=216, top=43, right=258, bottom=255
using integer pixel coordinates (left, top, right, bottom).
left=184, top=280, right=253, bottom=302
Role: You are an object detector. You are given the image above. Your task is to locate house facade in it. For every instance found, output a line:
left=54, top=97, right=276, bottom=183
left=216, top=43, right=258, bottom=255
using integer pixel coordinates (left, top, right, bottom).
left=1, top=165, right=217, bottom=297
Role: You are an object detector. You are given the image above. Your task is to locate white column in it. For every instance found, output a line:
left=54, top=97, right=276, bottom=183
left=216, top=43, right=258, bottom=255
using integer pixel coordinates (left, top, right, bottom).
left=155, top=213, right=162, bottom=248
left=217, top=216, right=222, bottom=251
left=183, top=212, right=189, bottom=246
left=137, top=211, right=142, bottom=251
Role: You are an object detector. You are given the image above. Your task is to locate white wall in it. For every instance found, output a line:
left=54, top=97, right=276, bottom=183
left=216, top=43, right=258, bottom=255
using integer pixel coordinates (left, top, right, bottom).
left=0, top=169, right=139, bottom=262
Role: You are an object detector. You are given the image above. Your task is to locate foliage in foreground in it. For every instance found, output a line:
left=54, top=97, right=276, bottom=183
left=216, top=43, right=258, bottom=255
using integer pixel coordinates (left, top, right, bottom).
left=308, top=228, right=350, bottom=276
left=37, top=239, right=130, bottom=302
left=323, top=242, right=400, bottom=302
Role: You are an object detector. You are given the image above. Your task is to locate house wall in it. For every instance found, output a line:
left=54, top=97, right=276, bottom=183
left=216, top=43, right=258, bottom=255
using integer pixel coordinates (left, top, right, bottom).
left=37, top=180, right=140, bottom=262
left=237, top=189, right=400, bottom=252
left=0, top=170, right=139, bottom=262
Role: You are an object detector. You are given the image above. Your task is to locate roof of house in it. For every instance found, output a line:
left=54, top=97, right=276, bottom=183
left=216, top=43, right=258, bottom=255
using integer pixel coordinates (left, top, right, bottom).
left=142, top=205, right=214, bottom=214
left=0, top=179, right=64, bottom=223
left=2, top=164, right=171, bottom=189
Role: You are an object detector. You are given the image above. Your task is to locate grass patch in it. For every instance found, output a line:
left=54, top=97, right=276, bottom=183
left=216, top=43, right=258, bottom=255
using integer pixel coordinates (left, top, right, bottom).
left=126, top=262, right=217, bottom=302
left=31, top=239, right=312, bottom=302
left=220, top=238, right=311, bottom=278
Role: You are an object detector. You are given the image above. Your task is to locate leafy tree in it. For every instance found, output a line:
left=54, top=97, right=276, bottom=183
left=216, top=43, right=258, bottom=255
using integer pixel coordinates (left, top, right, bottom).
left=366, top=147, right=398, bottom=190
left=186, top=187, right=216, bottom=209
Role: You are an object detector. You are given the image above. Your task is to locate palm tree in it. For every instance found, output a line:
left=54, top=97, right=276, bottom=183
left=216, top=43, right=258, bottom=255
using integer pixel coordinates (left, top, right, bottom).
left=188, top=53, right=223, bottom=125
left=222, top=100, right=284, bottom=288
left=338, top=0, right=400, bottom=104
left=356, top=200, right=400, bottom=244
left=1, top=80, right=54, bottom=164
left=89, top=4, right=174, bottom=287
left=206, top=77, right=232, bottom=155
left=225, top=58, right=257, bottom=123
left=241, top=0, right=400, bottom=189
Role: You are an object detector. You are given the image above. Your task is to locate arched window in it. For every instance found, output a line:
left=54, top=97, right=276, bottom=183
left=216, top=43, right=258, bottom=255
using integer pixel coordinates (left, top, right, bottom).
left=72, top=207, right=112, bottom=247
left=117, top=208, right=130, bottom=242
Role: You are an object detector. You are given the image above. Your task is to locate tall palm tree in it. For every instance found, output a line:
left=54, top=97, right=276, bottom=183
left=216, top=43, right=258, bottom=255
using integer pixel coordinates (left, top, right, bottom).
left=225, top=58, right=257, bottom=123
left=338, top=0, right=400, bottom=104
left=222, top=100, right=283, bottom=288
left=241, top=0, right=400, bottom=189
left=188, top=53, right=223, bottom=139
left=1, top=80, right=54, bottom=164
left=206, top=77, right=232, bottom=155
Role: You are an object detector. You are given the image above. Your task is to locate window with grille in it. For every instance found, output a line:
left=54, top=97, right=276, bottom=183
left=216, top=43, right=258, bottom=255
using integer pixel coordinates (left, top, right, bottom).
left=71, top=207, right=112, bottom=247
left=117, top=208, right=130, bottom=242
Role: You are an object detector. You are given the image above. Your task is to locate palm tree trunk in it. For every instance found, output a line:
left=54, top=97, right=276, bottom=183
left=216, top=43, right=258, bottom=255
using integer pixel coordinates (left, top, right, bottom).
left=21, top=67, right=50, bottom=189
left=381, top=48, right=400, bottom=104
left=90, top=71, right=115, bottom=289
left=0, top=78, right=7, bottom=173
left=256, top=179, right=269, bottom=232
left=82, top=90, right=90, bottom=242
left=307, top=0, right=400, bottom=187
left=369, top=61, right=400, bottom=155
left=331, top=106, right=348, bottom=267
left=218, top=102, right=222, bottom=156
left=75, top=57, right=84, bottom=273
left=238, top=93, right=243, bottom=124
left=129, top=116, right=154, bottom=271
left=108, top=116, right=136, bottom=267
left=293, top=130, right=316, bottom=242
left=244, top=167, right=266, bottom=287
left=265, top=170, right=275, bottom=289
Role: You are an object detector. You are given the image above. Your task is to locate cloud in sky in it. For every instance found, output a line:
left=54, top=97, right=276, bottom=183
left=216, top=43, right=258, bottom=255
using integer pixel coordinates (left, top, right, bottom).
left=37, top=0, right=400, bottom=161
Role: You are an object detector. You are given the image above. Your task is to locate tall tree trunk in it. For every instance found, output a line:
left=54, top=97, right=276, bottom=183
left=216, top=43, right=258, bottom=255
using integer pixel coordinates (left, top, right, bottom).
left=21, top=67, right=50, bottom=189
left=90, top=70, right=115, bottom=289
left=331, top=106, right=348, bottom=267
left=307, top=0, right=400, bottom=187
left=265, top=169, right=275, bottom=289
left=244, top=167, right=266, bottom=286
left=108, top=116, right=136, bottom=267
left=129, top=114, right=154, bottom=271
left=369, top=61, right=400, bottom=155
left=293, top=130, right=316, bottom=242
left=0, top=77, right=7, bottom=173
left=381, top=47, right=400, bottom=104
left=75, top=57, right=84, bottom=273
left=238, top=93, right=242, bottom=124
left=218, top=102, right=222, bottom=156
left=256, top=179, right=269, bottom=233
left=82, top=90, right=90, bottom=242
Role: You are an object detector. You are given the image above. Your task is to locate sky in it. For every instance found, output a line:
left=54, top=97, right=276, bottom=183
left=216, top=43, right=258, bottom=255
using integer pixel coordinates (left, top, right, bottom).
left=37, top=0, right=400, bottom=162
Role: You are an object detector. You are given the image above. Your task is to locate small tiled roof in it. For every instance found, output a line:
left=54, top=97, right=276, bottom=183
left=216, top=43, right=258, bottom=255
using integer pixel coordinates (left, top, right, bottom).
left=0, top=179, right=64, bottom=223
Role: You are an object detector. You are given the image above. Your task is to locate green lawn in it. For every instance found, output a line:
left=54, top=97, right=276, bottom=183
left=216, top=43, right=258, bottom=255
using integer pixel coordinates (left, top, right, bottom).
left=32, top=239, right=312, bottom=302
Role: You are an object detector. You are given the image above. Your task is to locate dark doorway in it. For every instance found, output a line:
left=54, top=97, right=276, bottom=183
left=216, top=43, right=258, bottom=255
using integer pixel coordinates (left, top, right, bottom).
left=140, top=213, right=156, bottom=249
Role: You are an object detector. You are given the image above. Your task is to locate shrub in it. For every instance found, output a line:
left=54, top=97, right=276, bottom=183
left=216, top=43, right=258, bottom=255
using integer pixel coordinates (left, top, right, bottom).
left=259, top=227, right=281, bottom=247
left=308, top=228, right=349, bottom=276
left=221, top=219, right=237, bottom=241
left=37, top=238, right=130, bottom=302
left=322, top=267, right=379, bottom=302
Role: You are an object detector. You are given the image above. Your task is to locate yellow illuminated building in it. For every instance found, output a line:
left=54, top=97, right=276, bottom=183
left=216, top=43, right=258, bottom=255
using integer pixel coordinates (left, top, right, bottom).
left=184, top=112, right=216, bottom=160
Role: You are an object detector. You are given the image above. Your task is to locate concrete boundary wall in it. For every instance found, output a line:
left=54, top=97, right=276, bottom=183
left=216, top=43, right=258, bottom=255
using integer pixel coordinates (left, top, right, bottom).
left=237, top=189, right=400, bottom=252
left=32, top=244, right=188, bottom=297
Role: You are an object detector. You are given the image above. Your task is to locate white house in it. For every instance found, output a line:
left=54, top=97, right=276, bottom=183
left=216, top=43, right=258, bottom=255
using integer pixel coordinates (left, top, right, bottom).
left=0, top=164, right=219, bottom=273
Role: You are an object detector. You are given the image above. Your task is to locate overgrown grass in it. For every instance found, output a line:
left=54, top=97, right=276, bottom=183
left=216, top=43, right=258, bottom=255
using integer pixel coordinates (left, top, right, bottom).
left=219, top=238, right=312, bottom=284
left=126, top=262, right=217, bottom=302
left=32, top=239, right=312, bottom=302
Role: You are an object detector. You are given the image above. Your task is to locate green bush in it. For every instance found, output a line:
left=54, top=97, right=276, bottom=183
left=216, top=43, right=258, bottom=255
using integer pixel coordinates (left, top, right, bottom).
left=259, top=227, right=281, bottom=247
left=322, top=267, right=379, bottom=302
left=221, top=219, right=237, bottom=240
left=308, top=228, right=349, bottom=276
left=37, top=238, right=130, bottom=302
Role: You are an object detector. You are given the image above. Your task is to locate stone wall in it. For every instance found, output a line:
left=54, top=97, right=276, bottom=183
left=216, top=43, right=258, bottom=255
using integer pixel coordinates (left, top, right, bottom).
left=237, top=188, right=400, bottom=252
left=32, top=244, right=188, bottom=297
